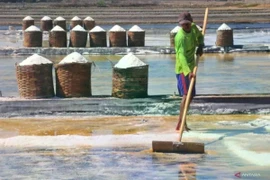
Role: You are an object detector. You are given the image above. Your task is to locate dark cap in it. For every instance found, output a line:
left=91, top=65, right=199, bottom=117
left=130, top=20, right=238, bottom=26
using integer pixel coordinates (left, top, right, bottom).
left=178, top=12, right=193, bottom=25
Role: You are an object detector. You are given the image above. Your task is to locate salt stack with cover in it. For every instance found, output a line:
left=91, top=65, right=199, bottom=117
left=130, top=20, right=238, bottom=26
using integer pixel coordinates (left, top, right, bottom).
left=89, top=26, right=107, bottom=47
left=55, top=52, right=92, bottom=98
left=16, top=54, right=54, bottom=99
left=109, top=25, right=126, bottom=47
left=40, top=16, right=53, bottom=31
left=49, top=25, right=67, bottom=47
left=216, top=23, right=234, bottom=47
left=53, top=16, right=66, bottom=30
left=22, top=16, right=34, bottom=31
left=69, top=25, right=87, bottom=47
left=170, top=26, right=181, bottom=47
left=128, top=25, right=145, bottom=47
left=112, top=53, right=148, bottom=98
left=70, top=16, right=83, bottom=30
left=23, top=25, right=42, bottom=47
left=83, top=16, right=95, bottom=31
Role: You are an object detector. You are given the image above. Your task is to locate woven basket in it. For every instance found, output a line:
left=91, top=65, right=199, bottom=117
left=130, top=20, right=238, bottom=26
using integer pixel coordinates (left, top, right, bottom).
left=216, top=30, right=234, bottom=47
left=22, top=20, right=34, bottom=31
left=23, top=31, right=42, bottom=47
left=112, top=65, right=148, bottom=98
left=40, top=20, right=53, bottom=31
left=55, top=63, right=92, bottom=98
left=70, top=20, right=83, bottom=29
left=89, top=31, right=107, bottom=47
left=16, top=63, right=54, bottom=99
left=109, top=31, right=126, bottom=47
left=83, top=20, right=95, bottom=31
left=70, top=31, right=87, bottom=47
left=170, top=32, right=177, bottom=47
left=53, top=20, right=66, bottom=30
left=128, top=31, right=145, bottom=47
left=49, top=31, right=67, bottom=47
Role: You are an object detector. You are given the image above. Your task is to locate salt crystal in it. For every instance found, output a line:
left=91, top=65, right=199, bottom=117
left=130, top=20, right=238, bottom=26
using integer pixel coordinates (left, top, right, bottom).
left=51, top=25, right=65, bottom=32
left=217, top=23, right=232, bottom=31
left=59, top=52, right=88, bottom=64
left=71, top=16, right=81, bottom=21
left=23, top=16, right=34, bottom=21
left=90, top=26, right=105, bottom=32
left=84, top=16, right=94, bottom=21
left=19, top=54, right=52, bottom=66
left=170, top=26, right=181, bottom=33
left=55, top=16, right=65, bottom=21
left=72, top=25, right=85, bottom=32
left=109, top=25, right=125, bottom=32
left=41, top=16, right=52, bottom=21
left=114, top=53, right=146, bottom=68
left=129, top=25, right=144, bottom=32
left=25, top=25, right=41, bottom=32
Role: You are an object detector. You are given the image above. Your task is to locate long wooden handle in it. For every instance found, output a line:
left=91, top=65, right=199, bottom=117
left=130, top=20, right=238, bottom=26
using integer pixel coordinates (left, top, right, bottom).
left=178, top=7, right=208, bottom=142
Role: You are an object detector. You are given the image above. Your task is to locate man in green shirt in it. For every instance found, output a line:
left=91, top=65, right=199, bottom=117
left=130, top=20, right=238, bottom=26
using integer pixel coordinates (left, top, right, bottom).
left=175, top=12, right=204, bottom=131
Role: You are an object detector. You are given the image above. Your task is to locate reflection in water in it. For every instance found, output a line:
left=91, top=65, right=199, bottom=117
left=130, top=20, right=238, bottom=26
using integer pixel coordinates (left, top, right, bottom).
left=179, top=163, right=196, bottom=180
left=216, top=54, right=235, bottom=61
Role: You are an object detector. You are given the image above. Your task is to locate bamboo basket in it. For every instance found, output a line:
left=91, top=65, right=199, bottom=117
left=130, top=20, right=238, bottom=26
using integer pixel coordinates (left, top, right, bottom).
left=109, top=31, right=126, bottom=47
left=70, top=20, right=83, bottom=29
left=49, top=31, right=67, bottom=47
left=23, top=31, right=42, bottom=47
left=216, top=29, right=234, bottom=47
left=22, top=20, right=34, bottom=31
left=89, top=31, right=107, bottom=47
left=83, top=20, right=95, bottom=31
left=55, top=63, right=92, bottom=98
left=53, top=20, right=66, bottom=30
left=16, top=63, right=54, bottom=99
left=41, top=20, right=53, bottom=31
left=128, top=31, right=145, bottom=47
left=112, top=65, right=148, bottom=98
left=69, top=31, right=87, bottom=47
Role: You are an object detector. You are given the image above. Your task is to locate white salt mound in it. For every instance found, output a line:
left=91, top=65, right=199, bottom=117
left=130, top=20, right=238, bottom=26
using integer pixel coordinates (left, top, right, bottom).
left=114, top=53, right=146, bottom=68
left=129, top=25, right=144, bottom=32
left=59, top=52, right=88, bottom=64
left=23, top=16, right=34, bottom=21
left=72, top=16, right=81, bottom=21
left=55, top=16, right=65, bottom=21
left=109, top=25, right=125, bottom=32
left=217, top=23, right=232, bottom=30
left=72, top=25, right=85, bottom=32
left=51, top=25, right=65, bottom=32
left=84, top=16, right=94, bottom=21
left=41, top=16, right=52, bottom=21
left=90, top=26, right=105, bottom=32
left=19, top=54, right=52, bottom=66
left=170, top=26, right=181, bottom=33
left=25, top=25, right=41, bottom=32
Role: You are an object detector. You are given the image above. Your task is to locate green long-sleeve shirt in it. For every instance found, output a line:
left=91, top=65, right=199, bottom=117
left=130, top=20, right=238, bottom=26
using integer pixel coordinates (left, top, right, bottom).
left=174, top=23, right=204, bottom=76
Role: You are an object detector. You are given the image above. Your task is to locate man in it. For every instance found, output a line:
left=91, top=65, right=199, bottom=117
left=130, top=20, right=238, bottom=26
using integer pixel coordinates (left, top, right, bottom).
left=174, top=12, right=204, bottom=131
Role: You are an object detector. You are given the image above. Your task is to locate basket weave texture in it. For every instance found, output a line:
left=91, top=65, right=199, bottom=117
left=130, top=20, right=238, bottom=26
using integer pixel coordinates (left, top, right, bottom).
left=70, top=20, right=83, bottom=29
left=89, top=31, right=107, bottom=47
left=83, top=20, right=95, bottom=30
left=55, top=63, right=92, bottom=98
left=22, top=20, right=34, bottom=31
left=53, top=20, right=66, bottom=30
left=112, top=65, right=148, bottom=98
left=128, top=31, right=145, bottom=47
left=109, top=31, right=126, bottom=47
left=41, top=20, right=53, bottom=31
left=23, top=31, right=42, bottom=47
left=49, top=31, right=67, bottom=47
left=16, top=64, right=54, bottom=99
left=70, top=31, right=87, bottom=47
left=216, top=30, right=234, bottom=47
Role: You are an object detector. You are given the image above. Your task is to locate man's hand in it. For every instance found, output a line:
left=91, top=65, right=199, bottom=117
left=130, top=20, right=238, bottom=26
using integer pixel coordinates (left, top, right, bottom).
left=188, top=72, right=195, bottom=80
left=196, top=44, right=204, bottom=56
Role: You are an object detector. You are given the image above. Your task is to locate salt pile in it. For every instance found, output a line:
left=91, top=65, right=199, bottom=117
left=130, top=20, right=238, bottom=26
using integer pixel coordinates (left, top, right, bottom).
left=51, top=25, right=65, bottom=32
left=217, top=23, right=232, bottom=30
left=55, top=16, right=65, bottom=21
left=71, top=16, right=81, bottom=21
left=170, top=26, right=181, bottom=33
left=109, top=25, right=125, bottom=32
left=84, top=16, right=94, bottom=21
left=41, top=16, right=52, bottom=21
left=23, top=16, right=34, bottom=21
left=19, top=54, right=52, bottom=66
left=129, top=25, right=144, bottom=32
left=90, top=26, right=105, bottom=32
left=72, top=25, right=86, bottom=32
left=114, top=53, right=146, bottom=68
left=59, top=52, right=88, bottom=64
left=25, top=25, right=41, bottom=32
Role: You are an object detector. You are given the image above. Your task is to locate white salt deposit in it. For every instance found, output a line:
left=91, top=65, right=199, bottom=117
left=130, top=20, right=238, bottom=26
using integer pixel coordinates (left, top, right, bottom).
left=72, top=16, right=81, bottom=21
left=217, top=23, right=232, bottom=30
left=51, top=25, right=65, bottom=32
left=129, top=25, right=144, bottom=32
left=59, top=52, right=88, bottom=64
left=90, top=26, right=105, bottom=32
left=114, top=53, right=146, bottom=68
left=109, top=25, right=125, bottom=32
left=55, top=16, right=65, bottom=21
left=84, top=16, right=94, bottom=21
left=41, top=16, right=52, bottom=21
left=25, top=25, right=41, bottom=32
left=19, top=54, right=52, bottom=66
left=72, top=25, right=86, bottom=32
left=170, top=26, right=181, bottom=33
left=23, top=16, right=34, bottom=21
